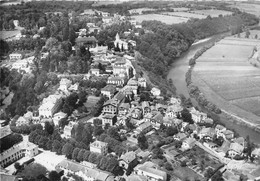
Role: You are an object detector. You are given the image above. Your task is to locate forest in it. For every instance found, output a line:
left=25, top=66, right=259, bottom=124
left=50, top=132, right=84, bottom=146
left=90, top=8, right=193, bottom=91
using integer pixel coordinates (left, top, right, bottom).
left=136, top=11, right=259, bottom=78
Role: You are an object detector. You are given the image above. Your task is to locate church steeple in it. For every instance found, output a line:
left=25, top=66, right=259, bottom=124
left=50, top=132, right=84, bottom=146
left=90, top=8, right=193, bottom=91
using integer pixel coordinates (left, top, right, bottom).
left=115, top=33, right=120, bottom=40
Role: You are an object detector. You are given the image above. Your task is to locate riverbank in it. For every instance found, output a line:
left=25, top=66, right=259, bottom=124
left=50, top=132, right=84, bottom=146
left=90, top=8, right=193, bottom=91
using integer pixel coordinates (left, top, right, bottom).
left=167, top=32, right=260, bottom=144
left=187, top=36, right=260, bottom=143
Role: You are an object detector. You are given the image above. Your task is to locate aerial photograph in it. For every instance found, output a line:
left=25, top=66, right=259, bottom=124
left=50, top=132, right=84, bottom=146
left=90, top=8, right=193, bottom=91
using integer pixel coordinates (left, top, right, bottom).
left=0, top=0, right=260, bottom=180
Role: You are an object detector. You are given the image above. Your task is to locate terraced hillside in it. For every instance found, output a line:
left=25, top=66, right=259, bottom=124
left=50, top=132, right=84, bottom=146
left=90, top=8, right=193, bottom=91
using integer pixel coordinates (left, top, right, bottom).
left=192, top=35, right=260, bottom=127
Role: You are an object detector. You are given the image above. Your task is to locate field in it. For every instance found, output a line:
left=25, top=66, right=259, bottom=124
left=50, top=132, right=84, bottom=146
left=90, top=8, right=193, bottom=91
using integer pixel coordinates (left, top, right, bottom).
left=131, top=14, right=188, bottom=24
left=0, top=30, right=20, bottom=40
left=192, top=32, right=260, bottom=125
left=190, top=9, right=233, bottom=17
left=228, top=3, right=260, bottom=17
left=161, top=12, right=206, bottom=19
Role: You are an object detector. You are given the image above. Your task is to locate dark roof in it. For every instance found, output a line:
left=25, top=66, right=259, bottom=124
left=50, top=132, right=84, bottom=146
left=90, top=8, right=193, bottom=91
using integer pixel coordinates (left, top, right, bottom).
left=76, top=36, right=97, bottom=43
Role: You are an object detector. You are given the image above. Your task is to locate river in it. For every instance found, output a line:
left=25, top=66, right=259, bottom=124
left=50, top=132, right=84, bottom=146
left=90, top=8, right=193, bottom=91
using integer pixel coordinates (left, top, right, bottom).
left=167, top=32, right=260, bottom=144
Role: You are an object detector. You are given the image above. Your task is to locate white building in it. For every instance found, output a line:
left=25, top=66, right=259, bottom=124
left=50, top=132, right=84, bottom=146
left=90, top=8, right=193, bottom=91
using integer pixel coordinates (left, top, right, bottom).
left=9, top=53, right=23, bottom=60
left=58, top=78, right=72, bottom=94
left=64, top=122, right=76, bottom=139
left=151, top=87, right=161, bottom=96
left=0, top=142, right=38, bottom=168
left=90, top=140, right=108, bottom=155
left=53, top=112, right=67, bottom=126
left=114, top=33, right=128, bottom=50
left=134, top=162, right=167, bottom=181
left=39, top=94, right=63, bottom=118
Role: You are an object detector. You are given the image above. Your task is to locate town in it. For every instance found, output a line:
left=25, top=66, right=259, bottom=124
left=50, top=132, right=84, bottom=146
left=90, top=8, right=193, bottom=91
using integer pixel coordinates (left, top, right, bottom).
left=1, top=1, right=260, bottom=181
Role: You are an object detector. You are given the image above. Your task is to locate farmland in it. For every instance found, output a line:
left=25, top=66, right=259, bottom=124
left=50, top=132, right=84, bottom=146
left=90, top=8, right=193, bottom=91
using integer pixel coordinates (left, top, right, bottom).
left=0, top=30, right=20, bottom=40
left=192, top=33, right=260, bottom=126
left=161, top=12, right=207, bottom=19
left=228, top=3, right=260, bottom=17
left=190, top=9, right=233, bottom=17
left=131, top=14, right=189, bottom=24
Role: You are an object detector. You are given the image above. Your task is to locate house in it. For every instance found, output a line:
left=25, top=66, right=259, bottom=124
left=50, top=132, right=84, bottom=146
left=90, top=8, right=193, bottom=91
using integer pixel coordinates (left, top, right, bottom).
left=150, top=112, right=163, bottom=129
left=204, top=142, right=218, bottom=150
left=174, top=132, right=187, bottom=141
left=151, top=87, right=161, bottom=96
left=162, top=117, right=175, bottom=127
left=136, top=122, right=152, bottom=134
left=216, top=140, right=231, bottom=157
left=119, top=151, right=138, bottom=170
left=53, top=112, right=67, bottom=127
left=182, top=137, right=196, bottom=150
left=134, top=162, right=167, bottom=181
left=138, top=77, right=147, bottom=88
left=112, top=59, right=134, bottom=79
left=58, top=78, right=72, bottom=93
left=101, top=85, right=117, bottom=99
left=252, top=148, right=260, bottom=160
left=114, top=33, right=128, bottom=50
left=107, top=76, right=126, bottom=87
left=234, top=137, right=245, bottom=147
left=198, top=127, right=216, bottom=141
left=75, top=36, right=97, bottom=48
left=228, top=142, right=244, bottom=158
left=102, top=17, right=113, bottom=24
left=118, top=103, right=130, bottom=116
left=215, top=124, right=226, bottom=135
left=142, top=101, right=151, bottom=115
left=56, top=159, right=114, bottom=181
left=131, top=107, right=143, bottom=120
left=190, top=107, right=207, bottom=123
left=90, top=68, right=100, bottom=76
left=39, top=95, right=63, bottom=118
left=102, top=99, right=120, bottom=115
left=135, top=150, right=152, bottom=162
left=102, top=114, right=117, bottom=126
left=9, top=53, right=23, bottom=60
left=68, top=83, right=79, bottom=92
left=16, top=116, right=30, bottom=127
left=64, top=122, right=76, bottom=139
left=90, top=140, right=108, bottom=155
left=220, top=129, right=234, bottom=140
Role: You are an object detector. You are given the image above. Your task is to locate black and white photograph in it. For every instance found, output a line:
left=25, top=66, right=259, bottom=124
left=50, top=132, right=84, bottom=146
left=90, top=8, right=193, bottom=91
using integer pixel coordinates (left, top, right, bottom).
left=0, top=0, right=260, bottom=180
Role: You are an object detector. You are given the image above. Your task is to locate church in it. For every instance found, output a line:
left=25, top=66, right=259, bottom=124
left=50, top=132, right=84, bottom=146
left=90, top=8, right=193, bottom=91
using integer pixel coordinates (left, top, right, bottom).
left=114, top=33, right=128, bottom=50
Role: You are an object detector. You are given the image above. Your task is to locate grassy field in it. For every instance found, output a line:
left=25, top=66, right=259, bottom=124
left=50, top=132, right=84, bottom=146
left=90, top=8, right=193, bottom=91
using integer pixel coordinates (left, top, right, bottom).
left=0, top=30, right=20, bottom=40
left=192, top=34, right=260, bottom=126
left=228, top=3, right=260, bottom=17
left=191, top=9, right=233, bottom=17
left=162, top=12, right=206, bottom=19
left=131, top=14, right=189, bottom=24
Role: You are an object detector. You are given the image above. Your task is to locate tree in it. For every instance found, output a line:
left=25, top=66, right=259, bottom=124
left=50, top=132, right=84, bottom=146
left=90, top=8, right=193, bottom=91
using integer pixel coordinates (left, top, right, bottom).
left=14, top=162, right=22, bottom=170
left=88, top=152, right=98, bottom=163
left=93, top=126, right=104, bottom=137
left=93, top=118, right=102, bottom=127
left=44, top=122, right=54, bottom=135
left=97, top=156, right=108, bottom=170
left=137, top=132, right=148, bottom=150
left=212, top=171, right=224, bottom=181
left=245, top=30, right=250, bottom=38
left=38, top=136, right=49, bottom=149
left=49, top=170, right=61, bottom=181
left=181, top=108, right=194, bottom=124
left=62, top=143, right=74, bottom=159
left=52, top=140, right=62, bottom=154
left=166, top=126, right=178, bottom=136
left=204, top=168, right=214, bottom=178
left=83, top=150, right=91, bottom=161
left=72, top=148, right=80, bottom=161
left=164, top=162, right=173, bottom=170
left=107, top=127, right=120, bottom=141
left=77, top=149, right=86, bottom=162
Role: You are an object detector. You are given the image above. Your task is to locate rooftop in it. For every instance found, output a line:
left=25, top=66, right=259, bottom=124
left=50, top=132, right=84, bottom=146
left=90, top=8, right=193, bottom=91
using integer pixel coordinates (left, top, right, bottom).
left=90, top=140, right=108, bottom=148
left=120, top=151, right=136, bottom=163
